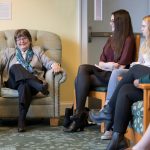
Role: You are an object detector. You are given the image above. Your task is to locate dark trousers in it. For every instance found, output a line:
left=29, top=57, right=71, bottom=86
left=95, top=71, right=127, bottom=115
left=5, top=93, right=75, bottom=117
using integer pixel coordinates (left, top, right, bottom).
left=6, top=64, right=43, bottom=122
left=75, top=64, right=111, bottom=113
left=108, top=65, right=150, bottom=133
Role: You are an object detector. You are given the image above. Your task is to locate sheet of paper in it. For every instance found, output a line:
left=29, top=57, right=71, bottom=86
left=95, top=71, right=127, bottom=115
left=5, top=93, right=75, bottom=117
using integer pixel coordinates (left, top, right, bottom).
left=0, top=1, right=11, bottom=20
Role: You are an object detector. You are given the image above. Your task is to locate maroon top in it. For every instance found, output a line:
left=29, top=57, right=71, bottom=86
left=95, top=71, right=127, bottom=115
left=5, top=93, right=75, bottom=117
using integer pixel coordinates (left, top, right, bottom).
left=100, top=36, right=135, bottom=66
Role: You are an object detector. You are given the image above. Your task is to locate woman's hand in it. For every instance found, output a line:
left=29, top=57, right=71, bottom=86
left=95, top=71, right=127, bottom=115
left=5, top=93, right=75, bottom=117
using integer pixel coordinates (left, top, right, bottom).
left=99, top=61, right=114, bottom=68
left=99, top=61, right=117, bottom=70
left=98, top=61, right=125, bottom=70
left=134, top=79, right=139, bottom=88
left=51, top=63, right=62, bottom=73
left=113, top=63, right=125, bottom=69
left=113, top=63, right=120, bottom=69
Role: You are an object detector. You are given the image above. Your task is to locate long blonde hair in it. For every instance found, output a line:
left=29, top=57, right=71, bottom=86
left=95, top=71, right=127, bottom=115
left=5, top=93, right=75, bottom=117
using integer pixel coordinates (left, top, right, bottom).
left=141, top=15, right=150, bottom=54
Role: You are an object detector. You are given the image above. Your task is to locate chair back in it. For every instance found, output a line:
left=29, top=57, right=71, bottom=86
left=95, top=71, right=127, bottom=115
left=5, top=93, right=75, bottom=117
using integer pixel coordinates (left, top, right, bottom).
left=134, top=34, right=141, bottom=61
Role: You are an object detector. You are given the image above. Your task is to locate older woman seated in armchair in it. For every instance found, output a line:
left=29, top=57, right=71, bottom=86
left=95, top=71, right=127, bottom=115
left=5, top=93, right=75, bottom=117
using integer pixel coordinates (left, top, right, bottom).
left=0, top=29, right=63, bottom=132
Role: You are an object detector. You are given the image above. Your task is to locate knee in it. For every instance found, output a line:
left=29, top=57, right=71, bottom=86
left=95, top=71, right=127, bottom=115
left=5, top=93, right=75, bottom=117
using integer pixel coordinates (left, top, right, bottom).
left=110, top=70, right=123, bottom=84
left=18, top=82, right=30, bottom=90
left=129, top=64, right=144, bottom=72
left=10, top=64, right=21, bottom=69
left=9, top=64, right=22, bottom=73
left=78, top=64, right=87, bottom=71
left=111, top=70, right=121, bottom=78
left=9, top=64, right=18, bottom=72
left=77, top=64, right=88, bottom=75
left=111, top=69, right=127, bottom=77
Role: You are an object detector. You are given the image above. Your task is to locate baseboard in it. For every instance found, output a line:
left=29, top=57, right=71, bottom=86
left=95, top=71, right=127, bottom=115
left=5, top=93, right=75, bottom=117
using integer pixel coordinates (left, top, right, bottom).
left=60, top=101, right=73, bottom=116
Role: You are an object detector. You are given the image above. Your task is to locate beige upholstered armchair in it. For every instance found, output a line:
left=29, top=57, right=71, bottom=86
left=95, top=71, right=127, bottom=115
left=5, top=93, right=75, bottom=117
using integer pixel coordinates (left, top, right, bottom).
left=0, top=30, right=66, bottom=126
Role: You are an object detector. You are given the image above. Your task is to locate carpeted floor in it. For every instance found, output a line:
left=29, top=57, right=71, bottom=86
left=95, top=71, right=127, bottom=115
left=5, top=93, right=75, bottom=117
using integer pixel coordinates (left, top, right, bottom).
left=0, top=119, right=110, bottom=150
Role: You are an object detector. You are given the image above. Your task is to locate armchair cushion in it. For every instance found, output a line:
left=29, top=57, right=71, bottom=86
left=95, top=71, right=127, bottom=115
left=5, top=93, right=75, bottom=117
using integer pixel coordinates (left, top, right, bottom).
left=1, top=88, right=18, bottom=97
left=132, top=101, right=143, bottom=117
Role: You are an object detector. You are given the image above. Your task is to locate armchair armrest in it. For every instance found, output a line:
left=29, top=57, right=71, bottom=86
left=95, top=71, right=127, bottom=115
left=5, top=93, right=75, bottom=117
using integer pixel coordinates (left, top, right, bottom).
left=138, top=84, right=150, bottom=90
left=45, top=69, right=54, bottom=96
left=45, top=69, right=67, bottom=96
left=56, top=69, right=67, bottom=84
left=45, top=69, right=67, bottom=117
left=138, top=83, right=150, bottom=132
left=45, top=69, right=67, bottom=85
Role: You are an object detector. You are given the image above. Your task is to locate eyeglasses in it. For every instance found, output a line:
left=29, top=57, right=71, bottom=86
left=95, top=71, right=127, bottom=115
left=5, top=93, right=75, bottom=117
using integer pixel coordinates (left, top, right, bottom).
left=16, top=37, right=28, bottom=42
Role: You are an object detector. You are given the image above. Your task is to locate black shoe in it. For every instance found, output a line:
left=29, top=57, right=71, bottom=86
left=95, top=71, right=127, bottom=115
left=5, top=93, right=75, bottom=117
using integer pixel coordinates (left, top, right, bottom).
left=63, top=112, right=86, bottom=132
left=106, top=132, right=128, bottom=150
left=63, top=120, right=84, bottom=132
left=63, top=107, right=73, bottom=128
left=18, top=127, right=26, bottom=132
left=18, top=119, right=26, bottom=133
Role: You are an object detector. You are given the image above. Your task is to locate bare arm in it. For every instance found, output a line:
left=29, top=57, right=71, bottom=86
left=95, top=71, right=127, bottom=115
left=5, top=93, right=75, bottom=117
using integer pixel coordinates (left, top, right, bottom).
left=132, top=124, right=150, bottom=150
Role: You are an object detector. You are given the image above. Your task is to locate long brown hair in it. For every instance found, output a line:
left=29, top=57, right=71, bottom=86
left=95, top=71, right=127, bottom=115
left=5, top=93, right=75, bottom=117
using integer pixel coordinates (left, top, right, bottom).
left=111, top=9, right=134, bottom=61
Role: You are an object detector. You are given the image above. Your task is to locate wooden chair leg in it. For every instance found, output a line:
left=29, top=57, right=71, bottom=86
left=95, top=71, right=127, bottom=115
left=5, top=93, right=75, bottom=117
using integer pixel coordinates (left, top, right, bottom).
left=50, top=117, right=59, bottom=127
left=100, top=96, right=106, bottom=133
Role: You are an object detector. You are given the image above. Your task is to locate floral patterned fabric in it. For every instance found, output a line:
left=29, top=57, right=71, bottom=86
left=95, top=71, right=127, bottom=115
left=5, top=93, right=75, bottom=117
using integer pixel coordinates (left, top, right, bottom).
left=129, top=101, right=143, bottom=133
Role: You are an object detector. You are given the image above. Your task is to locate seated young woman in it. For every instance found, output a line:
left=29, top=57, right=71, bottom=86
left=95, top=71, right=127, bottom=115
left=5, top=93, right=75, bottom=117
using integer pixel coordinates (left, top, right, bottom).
left=90, top=14, right=150, bottom=140
left=63, top=9, right=135, bottom=132
left=89, top=15, right=150, bottom=150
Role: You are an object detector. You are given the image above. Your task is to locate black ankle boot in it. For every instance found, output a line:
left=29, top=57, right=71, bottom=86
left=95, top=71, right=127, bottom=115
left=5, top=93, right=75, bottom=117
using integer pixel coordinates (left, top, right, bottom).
left=63, top=107, right=73, bottom=128
left=18, top=118, right=26, bottom=132
left=106, top=132, right=128, bottom=150
left=18, top=114, right=26, bottom=132
left=63, top=112, right=87, bottom=132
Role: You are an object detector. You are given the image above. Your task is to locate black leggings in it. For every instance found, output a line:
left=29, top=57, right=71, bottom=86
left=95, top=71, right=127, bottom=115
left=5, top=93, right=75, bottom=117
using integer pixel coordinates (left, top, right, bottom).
left=108, top=65, right=150, bottom=133
left=75, top=64, right=111, bottom=113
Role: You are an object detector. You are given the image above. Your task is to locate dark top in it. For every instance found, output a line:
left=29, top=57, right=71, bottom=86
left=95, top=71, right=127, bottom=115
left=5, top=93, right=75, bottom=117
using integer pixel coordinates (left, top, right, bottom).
left=100, top=36, right=135, bottom=66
